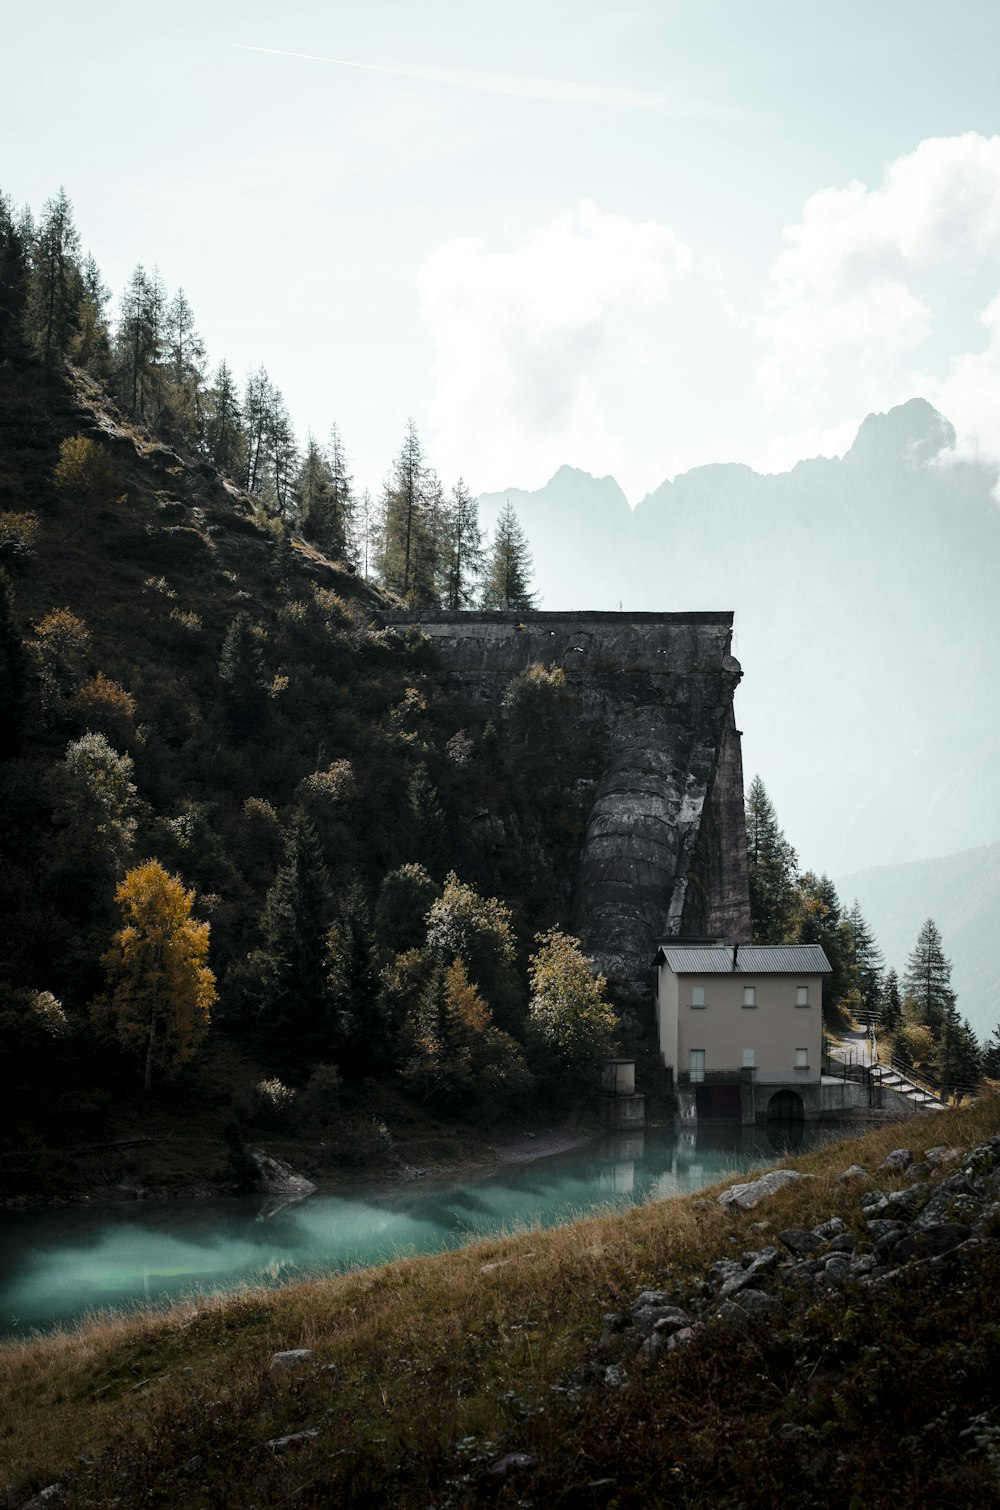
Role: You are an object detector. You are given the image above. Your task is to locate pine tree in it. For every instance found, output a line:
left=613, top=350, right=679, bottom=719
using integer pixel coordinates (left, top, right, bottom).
left=481, top=501, right=536, bottom=611
left=377, top=420, right=439, bottom=602
left=354, top=487, right=376, bottom=579
left=204, top=360, right=246, bottom=477
left=162, top=287, right=206, bottom=445
left=113, top=264, right=166, bottom=421
left=440, top=478, right=484, bottom=610
left=71, top=253, right=111, bottom=377
left=295, top=434, right=335, bottom=546
left=218, top=611, right=266, bottom=734
left=880, top=968, right=902, bottom=1034
left=0, top=193, right=32, bottom=360
left=793, top=872, right=852, bottom=1008
left=903, top=918, right=954, bottom=1034
left=252, top=813, right=332, bottom=1059
left=24, top=188, right=82, bottom=370
left=846, top=898, right=884, bottom=1022
left=745, top=775, right=798, bottom=943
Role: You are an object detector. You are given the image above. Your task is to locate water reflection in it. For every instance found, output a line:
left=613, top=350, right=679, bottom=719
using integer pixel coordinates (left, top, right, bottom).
left=0, top=1120, right=864, bottom=1337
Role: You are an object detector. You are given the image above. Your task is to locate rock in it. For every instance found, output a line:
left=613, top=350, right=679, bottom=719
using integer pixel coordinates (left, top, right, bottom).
left=718, top=1169, right=814, bottom=1211
left=666, top=1324, right=703, bottom=1351
left=744, top=1245, right=782, bottom=1277
left=602, top=1364, right=629, bottom=1389
left=19, top=1488, right=70, bottom=1509
left=652, top=1308, right=693, bottom=1334
left=893, top=1223, right=972, bottom=1263
left=914, top=1189, right=984, bottom=1228
left=814, top=1216, right=846, bottom=1237
left=487, top=1452, right=538, bottom=1476
left=778, top=1228, right=825, bottom=1258
left=906, top=1162, right=933, bottom=1183
left=864, top=1218, right=905, bottom=1241
left=633, top=1303, right=692, bottom=1336
left=252, top=1151, right=317, bottom=1199
left=270, top=1349, right=313, bottom=1369
left=860, top=1189, right=889, bottom=1212
left=266, top=1429, right=320, bottom=1452
left=633, top=1290, right=670, bottom=1308
left=879, top=1148, right=913, bottom=1173
left=480, top=1260, right=511, bottom=1274
left=732, top=1288, right=780, bottom=1317
left=816, top=1255, right=852, bottom=1285
left=883, top=1182, right=933, bottom=1218
left=924, top=1145, right=962, bottom=1166
left=826, top=1234, right=858, bottom=1253
left=838, top=1165, right=868, bottom=1184
left=715, top=1301, right=752, bottom=1326
left=718, top=1272, right=755, bottom=1300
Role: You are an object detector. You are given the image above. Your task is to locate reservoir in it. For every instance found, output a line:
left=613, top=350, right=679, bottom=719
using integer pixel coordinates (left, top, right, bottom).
left=0, top=1121, right=854, bottom=1337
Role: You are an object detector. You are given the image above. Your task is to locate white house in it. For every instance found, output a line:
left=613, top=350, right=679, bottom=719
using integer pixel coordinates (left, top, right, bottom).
left=654, top=940, right=832, bottom=1122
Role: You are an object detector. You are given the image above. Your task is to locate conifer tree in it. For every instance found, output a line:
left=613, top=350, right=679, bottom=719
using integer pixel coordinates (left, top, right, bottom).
left=903, top=918, right=954, bottom=1034
left=24, top=188, right=82, bottom=370
left=204, top=360, right=246, bottom=477
left=252, top=813, right=332, bottom=1058
left=162, top=287, right=206, bottom=444
left=71, top=254, right=111, bottom=377
left=880, top=967, right=902, bottom=1034
left=846, top=898, right=884, bottom=1021
left=481, top=501, right=536, bottom=611
left=440, top=478, right=484, bottom=610
left=218, top=611, right=266, bottom=733
left=377, top=420, right=439, bottom=602
left=0, top=193, right=32, bottom=360
left=113, top=264, right=166, bottom=421
left=745, top=776, right=798, bottom=943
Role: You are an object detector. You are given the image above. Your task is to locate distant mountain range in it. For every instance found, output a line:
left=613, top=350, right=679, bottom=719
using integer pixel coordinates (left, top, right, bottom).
left=478, top=399, right=1000, bottom=879
left=837, top=842, right=1000, bottom=1042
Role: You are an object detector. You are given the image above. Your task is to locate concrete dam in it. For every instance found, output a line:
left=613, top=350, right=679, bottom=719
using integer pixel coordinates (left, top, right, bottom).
left=383, top=611, right=752, bottom=991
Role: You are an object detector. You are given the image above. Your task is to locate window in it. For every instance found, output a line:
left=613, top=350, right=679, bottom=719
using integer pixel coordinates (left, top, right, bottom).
left=742, top=985, right=756, bottom=1008
left=690, top=1050, right=705, bottom=1083
left=690, top=985, right=706, bottom=1008
left=796, top=985, right=809, bottom=1007
left=795, top=1048, right=809, bottom=1069
left=742, top=1048, right=756, bottom=1069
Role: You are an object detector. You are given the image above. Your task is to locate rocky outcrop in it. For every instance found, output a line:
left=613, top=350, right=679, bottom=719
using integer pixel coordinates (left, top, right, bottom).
left=383, top=612, right=751, bottom=986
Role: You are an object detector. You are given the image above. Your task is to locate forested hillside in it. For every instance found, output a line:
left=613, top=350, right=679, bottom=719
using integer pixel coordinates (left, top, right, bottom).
left=0, top=191, right=615, bottom=1193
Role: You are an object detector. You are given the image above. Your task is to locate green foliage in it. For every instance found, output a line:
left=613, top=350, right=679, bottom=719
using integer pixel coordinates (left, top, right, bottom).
left=373, top=863, right=441, bottom=964
left=24, top=188, right=82, bottom=369
left=53, top=434, right=123, bottom=509
left=45, top=731, right=138, bottom=895
left=218, top=610, right=267, bottom=733
left=400, top=956, right=531, bottom=1116
left=376, top=420, right=441, bottom=604
left=481, top=499, right=536, bottom=611
left=440, top=477, right=484, bottom=610
left=880, top=967, right=902, bottom=1033
left=903, top=917, right=954, bottom=1033
left=846, top=896, right=884, bottom=1017
left=526, top=928, right=617, bottom=1088
left=425, top=871, right=522, bottom=1032
left=745, top=774, right=798, bottom=943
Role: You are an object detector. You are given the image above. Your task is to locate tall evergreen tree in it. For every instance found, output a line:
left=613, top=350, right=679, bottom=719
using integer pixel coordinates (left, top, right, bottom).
left=355, top=487, right=376, bottom=580
left=162, top=287, right=206, bottom=445
left=846, top=898, right=884, bottom=1020
left=71, top=253, right=111, bottom=377
left=480, top=501, right=536, bottom=611
left=113, top=264, right=166, bottom=421
left=903, top=918, right=954, bottom=1034
left=440, top=477, right=484, bottom=610
left=880, top=967, right=902, bottom=1034
left=204, top=360, right=246, bottom=477
left=793, top=871, right=852, bottom=1009
left=377, top=420, right=438, bottom=602
left=24, top=188, right=82, bottom=370
left=0, top=192, right=32, bottom=360
left=295, top=434, right=335, bottom=546
left=218, top=611, right=266, bottom=734
left=745, top=775, right=798, bottom=942
left=252, top=813, right=332, bottom=1060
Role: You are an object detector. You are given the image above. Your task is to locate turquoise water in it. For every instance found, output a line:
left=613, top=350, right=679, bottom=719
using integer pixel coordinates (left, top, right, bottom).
left=0, top=1121, right=853, bottom=1336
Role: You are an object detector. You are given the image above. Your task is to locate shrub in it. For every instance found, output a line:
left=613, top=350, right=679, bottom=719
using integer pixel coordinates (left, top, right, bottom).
left=53, top=434, right=124, bottom=508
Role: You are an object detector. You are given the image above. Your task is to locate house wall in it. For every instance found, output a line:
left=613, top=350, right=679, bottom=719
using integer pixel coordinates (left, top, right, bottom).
left=659, top=969, right=824, bottom=1081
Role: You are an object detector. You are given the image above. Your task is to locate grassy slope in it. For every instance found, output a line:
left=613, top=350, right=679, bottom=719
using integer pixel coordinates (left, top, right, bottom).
left=4, top=1101, right=1000, bottom=1508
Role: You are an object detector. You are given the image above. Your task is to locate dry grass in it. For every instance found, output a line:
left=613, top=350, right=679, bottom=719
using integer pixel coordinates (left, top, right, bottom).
left=4, top=1101, right=1000, bottom=1506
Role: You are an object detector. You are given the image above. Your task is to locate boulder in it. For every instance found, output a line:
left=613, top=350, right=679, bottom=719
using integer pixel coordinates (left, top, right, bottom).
left=718, top=1169, right=814, bottom=1212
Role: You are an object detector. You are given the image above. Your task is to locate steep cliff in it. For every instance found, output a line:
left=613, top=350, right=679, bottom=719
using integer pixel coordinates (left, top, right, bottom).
left=383, top=611, right=751, bottom=988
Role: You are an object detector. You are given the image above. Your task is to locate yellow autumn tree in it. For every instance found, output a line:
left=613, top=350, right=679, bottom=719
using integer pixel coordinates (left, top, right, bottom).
left=94, top=860, right=216, bottom=1091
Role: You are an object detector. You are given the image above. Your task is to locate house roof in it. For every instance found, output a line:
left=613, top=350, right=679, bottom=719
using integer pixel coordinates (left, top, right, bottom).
left=656, top=943, right=832, bottom=975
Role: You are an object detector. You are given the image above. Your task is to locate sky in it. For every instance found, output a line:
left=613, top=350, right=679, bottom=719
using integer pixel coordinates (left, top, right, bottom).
left=7, top=0, right=1000, bottom=504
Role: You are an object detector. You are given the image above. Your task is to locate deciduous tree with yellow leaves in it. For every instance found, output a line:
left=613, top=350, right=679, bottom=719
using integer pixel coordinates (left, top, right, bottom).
left=94, top=860, right=215, bottom=1091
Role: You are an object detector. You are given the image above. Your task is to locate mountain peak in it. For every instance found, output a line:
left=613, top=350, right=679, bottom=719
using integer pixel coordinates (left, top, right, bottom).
left=844, top=397, right=955, bottom=468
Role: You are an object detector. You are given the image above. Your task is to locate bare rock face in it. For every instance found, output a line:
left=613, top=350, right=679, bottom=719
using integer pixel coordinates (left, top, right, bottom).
left=383, top=611, right=750, bottom=987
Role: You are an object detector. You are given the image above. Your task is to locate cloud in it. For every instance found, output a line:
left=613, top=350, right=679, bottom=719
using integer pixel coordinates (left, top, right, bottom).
left=754, top=416, right=861, bottom=475
left=755, top=133, right=1000, bottom=468
left=234, top=45, right=739, bottom=121
left=418, top=202, right=691, bottom=492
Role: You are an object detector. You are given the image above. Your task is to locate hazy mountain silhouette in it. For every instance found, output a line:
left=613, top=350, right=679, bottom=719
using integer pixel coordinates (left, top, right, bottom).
left=477, top=399, right=1000, bottom=878
left=838, top=842, right=1000, bottom=1042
